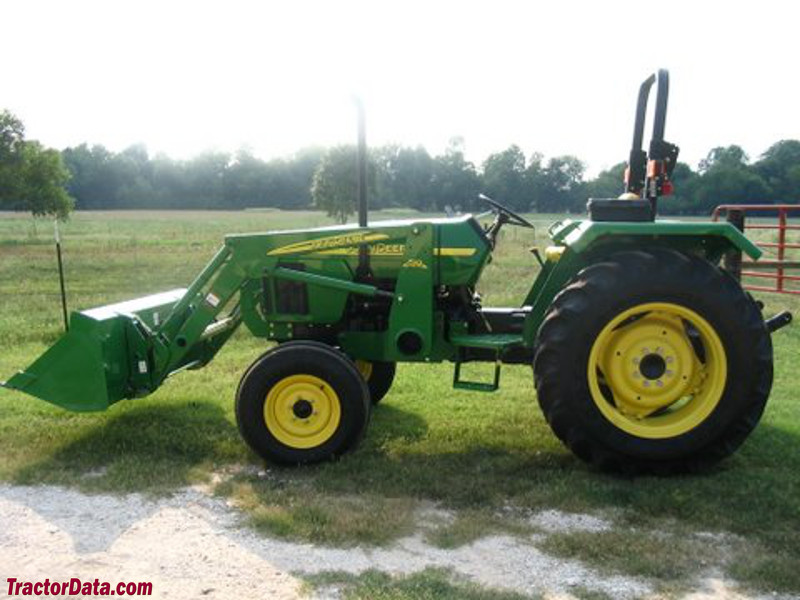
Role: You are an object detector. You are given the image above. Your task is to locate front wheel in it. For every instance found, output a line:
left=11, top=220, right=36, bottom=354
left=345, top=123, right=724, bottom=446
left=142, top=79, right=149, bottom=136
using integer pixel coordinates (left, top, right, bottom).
left=236, top=341, right=371, bottom=464
left=533, top=248, right=773, bottom=473
left=354, top=360, right=396, bottom=404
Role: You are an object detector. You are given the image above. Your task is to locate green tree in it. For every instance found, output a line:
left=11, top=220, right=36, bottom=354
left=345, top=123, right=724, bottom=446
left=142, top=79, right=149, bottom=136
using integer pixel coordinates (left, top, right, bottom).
left=19, top=142, right=74, bottom=218
left=689, top=145, right=770, bottom=213
left=584, top=161, right=700, bottom=215
left=0, top=111, right=25, bottom=202
left=185, top=151, right=229, bottom=209
left=481, top=145, right=529, bottom=211
left=0, top=110, right=24, bottom=164
left=754, top=139, right=800, bottom=203
left=62, top=144, right=115, bottom=209
left=266, top=147, right=325, bottom=210
left=698, top=145, right=749, bottom=173
left=538, top=155, right=586, bottom=213
left=660, top=162, right=699, bottom=214
left=225, top=148, right=267, bottom=209
left=692, top=166, right=770, bottom=211
left=114, top=145, right=156, bottom=208
left=375, top=145, right=436, bottom=210
left=431, top=137, right=481, bottom=212
left=524, top=152, right=546, bottom=211
left=150, top=153, right=185, bottom=208
left=0, top=110, right=73, bottom=218
left=586, top=161, right=627, bottom=200
left=311, top=145, right=375, bottom=223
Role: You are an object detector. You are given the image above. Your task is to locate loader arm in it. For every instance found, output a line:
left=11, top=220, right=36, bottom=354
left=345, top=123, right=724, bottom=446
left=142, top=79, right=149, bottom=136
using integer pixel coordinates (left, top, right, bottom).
left=2, top=230, right=422, bottom=412
left=152, top=245, right=245, bottom=382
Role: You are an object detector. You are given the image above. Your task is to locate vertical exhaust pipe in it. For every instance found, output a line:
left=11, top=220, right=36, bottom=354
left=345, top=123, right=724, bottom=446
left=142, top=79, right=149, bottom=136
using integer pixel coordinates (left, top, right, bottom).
left=354, top=96, right=368, bottom=229
left=353, top=96, right=371, bottom=278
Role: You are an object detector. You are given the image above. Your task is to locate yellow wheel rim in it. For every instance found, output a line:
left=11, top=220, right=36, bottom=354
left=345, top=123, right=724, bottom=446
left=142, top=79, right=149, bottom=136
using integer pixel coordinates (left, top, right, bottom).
left=587, top=302, right=727, bottom=439
left=355, top=359, right=373, bottom=381
left=264, top=374, right=341, bottom=449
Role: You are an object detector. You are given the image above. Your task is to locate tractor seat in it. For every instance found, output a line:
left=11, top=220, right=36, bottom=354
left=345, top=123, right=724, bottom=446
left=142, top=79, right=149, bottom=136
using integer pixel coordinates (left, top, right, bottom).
left=587, top=198, right=654, bottom=222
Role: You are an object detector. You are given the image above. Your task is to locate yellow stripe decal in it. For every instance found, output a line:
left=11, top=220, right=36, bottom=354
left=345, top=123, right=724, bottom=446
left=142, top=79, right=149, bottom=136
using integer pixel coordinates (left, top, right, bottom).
left=269, top=237, right=477, bottom=258
left=317, top=242, right=406, bottom=256
left=267, top=232, right=390, bottom=256
left=435, top=247, right=477, bottom=257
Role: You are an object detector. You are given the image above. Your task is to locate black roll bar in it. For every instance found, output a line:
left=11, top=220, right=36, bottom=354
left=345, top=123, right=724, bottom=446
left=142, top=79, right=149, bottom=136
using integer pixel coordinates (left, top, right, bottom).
left=626, top=69, right=675, bottom=198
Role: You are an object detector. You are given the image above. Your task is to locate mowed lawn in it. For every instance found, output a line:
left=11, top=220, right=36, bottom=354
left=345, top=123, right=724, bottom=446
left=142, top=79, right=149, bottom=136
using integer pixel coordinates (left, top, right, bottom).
left=1, top=209, right=799, bottom=595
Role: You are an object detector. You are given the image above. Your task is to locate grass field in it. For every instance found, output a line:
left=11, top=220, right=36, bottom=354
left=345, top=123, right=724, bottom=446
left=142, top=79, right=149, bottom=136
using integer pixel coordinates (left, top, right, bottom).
left=1, top=209, right=799, bottom=596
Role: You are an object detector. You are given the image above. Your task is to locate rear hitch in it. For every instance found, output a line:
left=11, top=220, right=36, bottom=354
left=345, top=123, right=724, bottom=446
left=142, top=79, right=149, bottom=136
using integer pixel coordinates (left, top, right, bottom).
left=766, top=311, right=793, bottom=333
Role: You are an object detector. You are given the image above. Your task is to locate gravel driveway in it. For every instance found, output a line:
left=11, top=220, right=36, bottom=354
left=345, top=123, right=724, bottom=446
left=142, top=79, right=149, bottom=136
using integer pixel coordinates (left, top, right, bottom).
left=0, top=484, right=783, bottom=599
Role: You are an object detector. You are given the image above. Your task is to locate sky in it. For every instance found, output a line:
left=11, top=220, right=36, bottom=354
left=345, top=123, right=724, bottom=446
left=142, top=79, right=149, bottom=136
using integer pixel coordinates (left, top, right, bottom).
left=3, top=0, right=799, bottom=176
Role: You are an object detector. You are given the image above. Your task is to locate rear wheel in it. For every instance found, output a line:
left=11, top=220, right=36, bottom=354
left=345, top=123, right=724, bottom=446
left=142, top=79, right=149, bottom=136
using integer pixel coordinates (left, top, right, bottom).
left=533, top=248, right=773, bottom=473
left=236, top=341, right=370, bottom=464
left=354, top=360, right=396, bottom=404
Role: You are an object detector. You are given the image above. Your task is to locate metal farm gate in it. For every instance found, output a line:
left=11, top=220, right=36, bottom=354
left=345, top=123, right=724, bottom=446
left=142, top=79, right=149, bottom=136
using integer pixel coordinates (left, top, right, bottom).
left=712, top=204, right=800, bottom=295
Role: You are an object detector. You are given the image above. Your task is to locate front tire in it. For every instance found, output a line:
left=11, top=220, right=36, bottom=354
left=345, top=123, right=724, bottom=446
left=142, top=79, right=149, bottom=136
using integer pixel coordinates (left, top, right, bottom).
left=236, top=341, right=371, bottom=464
left=533, top=248, right=773, bottom=473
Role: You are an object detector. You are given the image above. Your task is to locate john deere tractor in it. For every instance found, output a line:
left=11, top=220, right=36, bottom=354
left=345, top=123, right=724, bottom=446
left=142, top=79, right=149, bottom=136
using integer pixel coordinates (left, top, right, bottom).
left=2, top=70, right=792, bottom=472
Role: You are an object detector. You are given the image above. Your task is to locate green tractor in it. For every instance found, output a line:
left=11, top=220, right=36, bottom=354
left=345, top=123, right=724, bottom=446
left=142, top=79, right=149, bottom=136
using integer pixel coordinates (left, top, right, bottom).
left=2, top=70, right=792, bottom=472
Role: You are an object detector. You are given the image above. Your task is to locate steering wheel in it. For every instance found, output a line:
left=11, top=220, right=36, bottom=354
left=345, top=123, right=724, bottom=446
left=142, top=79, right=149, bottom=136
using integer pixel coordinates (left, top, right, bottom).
left=478, top=194, right=534, bottom=229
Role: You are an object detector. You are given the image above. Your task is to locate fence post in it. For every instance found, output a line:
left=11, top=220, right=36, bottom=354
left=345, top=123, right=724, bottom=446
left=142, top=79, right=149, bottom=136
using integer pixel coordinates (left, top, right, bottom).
left=724, top=209, right=745, bottom=281
left=777, top=208, right=787, bottom=292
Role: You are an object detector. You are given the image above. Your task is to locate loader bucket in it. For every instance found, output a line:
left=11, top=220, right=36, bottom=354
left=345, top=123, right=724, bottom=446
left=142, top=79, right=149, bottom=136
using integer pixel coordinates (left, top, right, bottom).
left=1, top=289, right=187, bottom=412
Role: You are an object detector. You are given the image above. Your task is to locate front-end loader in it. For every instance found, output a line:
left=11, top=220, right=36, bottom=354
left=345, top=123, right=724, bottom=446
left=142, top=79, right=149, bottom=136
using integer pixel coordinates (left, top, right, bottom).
left=2, top=70, right=792, bottom=472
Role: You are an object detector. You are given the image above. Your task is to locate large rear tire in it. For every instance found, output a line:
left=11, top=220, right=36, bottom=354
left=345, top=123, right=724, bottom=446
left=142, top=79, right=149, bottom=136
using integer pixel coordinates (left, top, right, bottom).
left=236, top=341, right=371, bottom=464
left=533, top=248, right=773, bottom=473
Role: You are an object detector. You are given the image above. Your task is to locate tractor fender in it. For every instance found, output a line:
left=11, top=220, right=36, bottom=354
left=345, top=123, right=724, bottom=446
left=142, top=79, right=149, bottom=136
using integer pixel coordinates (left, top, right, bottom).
left=521, top=219, right=761, bottom=345
left=548, top=219, right=762, bottom=260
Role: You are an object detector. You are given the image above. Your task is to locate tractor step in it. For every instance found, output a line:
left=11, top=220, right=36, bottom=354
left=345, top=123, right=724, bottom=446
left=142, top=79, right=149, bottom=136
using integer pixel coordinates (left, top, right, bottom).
left=449, top=333, right=523, bottom=350
left=453, top=358, right=501, bottom=392
left=450, top=333, right=523, bottom=392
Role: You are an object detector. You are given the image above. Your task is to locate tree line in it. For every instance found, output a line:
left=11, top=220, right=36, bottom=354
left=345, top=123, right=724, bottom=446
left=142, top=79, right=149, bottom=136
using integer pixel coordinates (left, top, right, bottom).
left=0, top=111, right=73, bottom=218
left=2, top=109, right=799, bottom=219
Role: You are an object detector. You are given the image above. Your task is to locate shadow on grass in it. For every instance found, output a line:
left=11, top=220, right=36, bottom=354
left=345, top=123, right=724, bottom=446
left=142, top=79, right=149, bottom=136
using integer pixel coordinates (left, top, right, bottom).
left=366, top=403, right=430, bottom=445
left=8, top=389, right=799, bottom=571
left=221, top=408, right=800, bottom=590
left=267, top=421, right=800, bottom=550
left=11, top=400, right=243, bottom=494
